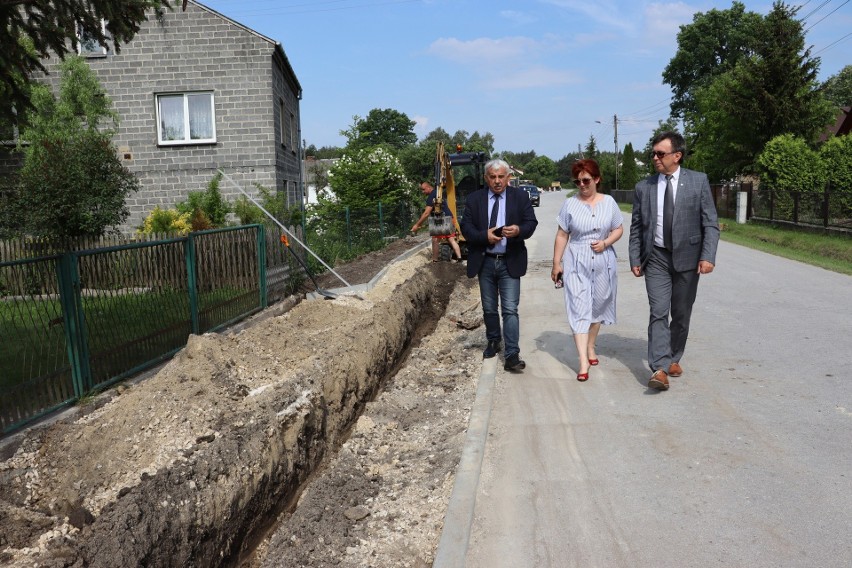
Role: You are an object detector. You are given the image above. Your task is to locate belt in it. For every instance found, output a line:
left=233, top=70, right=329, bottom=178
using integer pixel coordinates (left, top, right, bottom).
left=485, top=252, right=505, bottom=259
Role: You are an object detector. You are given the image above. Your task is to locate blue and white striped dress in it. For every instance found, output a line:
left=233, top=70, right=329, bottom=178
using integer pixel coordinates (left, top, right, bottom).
left=556, top=194, right=622, bottom=334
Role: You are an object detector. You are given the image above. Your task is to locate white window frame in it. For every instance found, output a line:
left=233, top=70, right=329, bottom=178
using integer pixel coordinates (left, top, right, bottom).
left=155, top=92, right=217, bottom=146
left=77, top=20, right=108, bottom=57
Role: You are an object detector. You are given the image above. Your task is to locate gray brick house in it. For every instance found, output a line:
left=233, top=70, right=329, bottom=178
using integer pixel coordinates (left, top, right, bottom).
left=3, top=0, right=303, bottom=233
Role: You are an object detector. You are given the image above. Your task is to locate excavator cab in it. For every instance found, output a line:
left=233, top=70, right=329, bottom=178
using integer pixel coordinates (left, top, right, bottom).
left=432, top=143, right=489, bottom=260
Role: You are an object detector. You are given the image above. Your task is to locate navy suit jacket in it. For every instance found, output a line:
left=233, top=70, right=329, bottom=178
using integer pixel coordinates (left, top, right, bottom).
left=460, top=185, right=538, bottom=278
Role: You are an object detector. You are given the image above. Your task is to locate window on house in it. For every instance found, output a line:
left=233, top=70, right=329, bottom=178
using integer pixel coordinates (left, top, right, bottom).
left=279, top=98, right=286, bottom=148
left=77, top=20, right=108, bottom=57
left=156, top=92, right=216, bottom=145
left=290, top=112, right=296, bottom=150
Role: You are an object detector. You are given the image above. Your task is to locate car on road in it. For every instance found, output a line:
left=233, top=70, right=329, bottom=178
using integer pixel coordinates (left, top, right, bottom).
left=521, top=185, right=540, bottom=207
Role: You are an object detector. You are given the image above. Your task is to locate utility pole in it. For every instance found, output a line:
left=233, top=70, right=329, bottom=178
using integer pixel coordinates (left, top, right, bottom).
left=613, top=114, right=619, bottom=190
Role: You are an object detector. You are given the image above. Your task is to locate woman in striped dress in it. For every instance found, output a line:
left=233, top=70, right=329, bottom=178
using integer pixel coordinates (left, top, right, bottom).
left=551, top=159, right=623, bottom=381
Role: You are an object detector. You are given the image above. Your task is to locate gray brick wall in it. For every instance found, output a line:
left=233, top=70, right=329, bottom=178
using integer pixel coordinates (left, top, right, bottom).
left=34, top=1, right=302, bottom=233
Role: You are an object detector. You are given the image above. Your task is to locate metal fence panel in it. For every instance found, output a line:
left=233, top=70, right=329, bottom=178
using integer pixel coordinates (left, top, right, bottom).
left=1, top=256, right=75, bottom=432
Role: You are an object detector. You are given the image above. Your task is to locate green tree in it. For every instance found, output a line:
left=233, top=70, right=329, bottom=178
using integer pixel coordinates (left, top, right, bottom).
left=663, top=1, right=761, bottom=119
left=1, top=0, right=178, bottom=126
left=584, top=135, right=599, bottom=159
left=326, top=146, right=412, bottom=210
left=620, top=143, right=640, bottom=190
left=523, top=155, right=557, bottom=188
left=821, top=65, right=852, bottom=108
left=305, top=144, right=343, bottom=159
left=341, top=108, right=417, bottom=151
left=686, top=2, right=835, bottom=179
left=398, top=128, right=495, bottom=185
left=12, top=56, right=137, bottom=238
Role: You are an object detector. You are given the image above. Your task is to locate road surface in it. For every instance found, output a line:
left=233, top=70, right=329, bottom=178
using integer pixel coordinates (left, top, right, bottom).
left=437, top=188, right=852, bottom=568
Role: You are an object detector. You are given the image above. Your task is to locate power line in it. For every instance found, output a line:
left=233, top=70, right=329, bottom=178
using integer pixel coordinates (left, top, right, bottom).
left=813, top=30, right=852, bottom=55
left=799, top=0, right=833, bottom=21
left=804, top=0, right=850, bottom=32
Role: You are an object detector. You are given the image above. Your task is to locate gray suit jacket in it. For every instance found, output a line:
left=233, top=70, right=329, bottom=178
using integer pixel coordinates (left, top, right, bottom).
left=628, top=168, right=720, bottom=272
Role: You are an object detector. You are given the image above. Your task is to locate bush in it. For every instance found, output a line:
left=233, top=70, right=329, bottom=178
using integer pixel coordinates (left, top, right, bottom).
left=756, top=134, right=825, bottom=219
left=138, top=206, right=192, bottom=235
left=176, top=171, right=231, bottom=227
left=820, top=135, right=852, bottom=220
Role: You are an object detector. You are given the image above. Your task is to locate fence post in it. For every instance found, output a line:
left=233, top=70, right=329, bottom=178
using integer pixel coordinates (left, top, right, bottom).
left=769, top=188, right=775, bottom=221
left=378, top=201, right=385, bottom=240
left=185, top=235, right=199, bottom=335
left=346, top=207, right=352, bottom=252
left=823, top=182, right=830, bottom=228
left=793, top=191, right=799, bottom=224
left=257, top=224, right=268, bottom=309
left=57, top=252, right=92, bottom=396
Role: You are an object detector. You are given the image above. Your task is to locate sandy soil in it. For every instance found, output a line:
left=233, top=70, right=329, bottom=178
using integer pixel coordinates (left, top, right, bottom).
left=0, top=235, right=485, bottom=568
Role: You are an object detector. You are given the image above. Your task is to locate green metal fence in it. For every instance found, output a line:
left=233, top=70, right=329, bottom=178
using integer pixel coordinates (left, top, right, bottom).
left=0, top=225, right=268, bottom=433
left=1, top=200, right=418, bottom=435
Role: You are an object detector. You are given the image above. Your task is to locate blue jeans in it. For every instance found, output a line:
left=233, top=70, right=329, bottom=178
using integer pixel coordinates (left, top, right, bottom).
left=478, top=256, right=521, bottom=358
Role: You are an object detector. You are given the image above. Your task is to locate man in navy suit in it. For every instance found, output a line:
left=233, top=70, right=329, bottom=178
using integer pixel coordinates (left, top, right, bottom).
left=461, top=159, right=538, bottom=371
left=629, top=131, right=719, bottom=391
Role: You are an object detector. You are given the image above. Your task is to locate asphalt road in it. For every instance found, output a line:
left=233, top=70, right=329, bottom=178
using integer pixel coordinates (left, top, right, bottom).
left=436, top=189, right=852, bottom=568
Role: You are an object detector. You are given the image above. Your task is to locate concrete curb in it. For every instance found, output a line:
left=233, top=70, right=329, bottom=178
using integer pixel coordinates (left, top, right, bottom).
left=433, top=356, right=497, bottom=568
left=307, top=240, right=430, bottom=299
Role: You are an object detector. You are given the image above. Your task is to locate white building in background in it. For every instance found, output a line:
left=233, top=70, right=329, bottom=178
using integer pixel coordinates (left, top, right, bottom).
left=303, top=157, right=337, bottom=205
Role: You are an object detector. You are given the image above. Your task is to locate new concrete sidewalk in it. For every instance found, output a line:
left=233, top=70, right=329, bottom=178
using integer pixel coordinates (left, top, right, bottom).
left=435, top=191, right=852, bottom=568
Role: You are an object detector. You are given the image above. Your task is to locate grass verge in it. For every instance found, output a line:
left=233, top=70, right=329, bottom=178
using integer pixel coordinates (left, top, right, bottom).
left=616, top=203, right=852, bottom=275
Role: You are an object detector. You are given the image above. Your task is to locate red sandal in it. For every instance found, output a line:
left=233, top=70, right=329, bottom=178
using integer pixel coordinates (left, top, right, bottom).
left=577, top=372, right=589, bottom=382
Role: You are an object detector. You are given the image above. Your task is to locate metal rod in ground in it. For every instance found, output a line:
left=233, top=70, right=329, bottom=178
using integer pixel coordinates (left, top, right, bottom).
left=217, top=168, right=357, bottom=293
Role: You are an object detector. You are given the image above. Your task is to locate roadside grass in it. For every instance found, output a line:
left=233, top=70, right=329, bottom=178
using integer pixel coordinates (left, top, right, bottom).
left=615, top=203, right=852, bottom=275
left=718, top=220, right=852, bottom=275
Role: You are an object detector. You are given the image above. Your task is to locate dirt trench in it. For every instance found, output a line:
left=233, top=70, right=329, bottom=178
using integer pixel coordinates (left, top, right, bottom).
left=0, top=245, right=484, bottom=568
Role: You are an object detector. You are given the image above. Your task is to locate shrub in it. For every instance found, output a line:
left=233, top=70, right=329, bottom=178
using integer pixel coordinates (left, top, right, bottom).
left=139, top=206, right=192, bottom=235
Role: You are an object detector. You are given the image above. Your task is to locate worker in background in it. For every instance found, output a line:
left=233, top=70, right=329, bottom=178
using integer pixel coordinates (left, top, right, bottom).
left=411, top=181, right=463, bottom=263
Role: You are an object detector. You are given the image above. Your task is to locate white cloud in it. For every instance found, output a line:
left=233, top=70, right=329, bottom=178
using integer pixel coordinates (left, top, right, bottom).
left=540, top=0, right=636, bottom=34
left=412, top=115, right=430, bottom=135
left=643, top=2, right=699, bottom=47
left=427, top=36, right=542, bottom=64
left=500, top=10, right=537, bottom=25
left=482, top=65, right=580, bottom=90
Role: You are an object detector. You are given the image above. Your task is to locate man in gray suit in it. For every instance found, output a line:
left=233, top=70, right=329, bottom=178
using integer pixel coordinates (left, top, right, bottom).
left=629, top=131, right=720, bottom=391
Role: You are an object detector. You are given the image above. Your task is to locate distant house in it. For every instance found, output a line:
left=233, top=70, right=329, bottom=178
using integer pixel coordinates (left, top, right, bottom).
left=1, top=0, right=303, bottom=233
left=819, top=106, right=852, bottom=142
left=303, top=157, right=337, bottom=205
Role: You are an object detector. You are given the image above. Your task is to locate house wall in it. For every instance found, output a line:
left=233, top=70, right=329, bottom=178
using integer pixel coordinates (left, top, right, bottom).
left=33, top=2, right=302, bottom=232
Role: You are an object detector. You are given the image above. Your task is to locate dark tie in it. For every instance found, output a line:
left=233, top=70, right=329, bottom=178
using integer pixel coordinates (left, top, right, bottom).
left=489, top=194, right=500, bottom=228
left=663, top=175, right=674, bottom=250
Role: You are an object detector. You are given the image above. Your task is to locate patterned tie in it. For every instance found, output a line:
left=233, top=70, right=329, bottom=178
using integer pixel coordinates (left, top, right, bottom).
left=663, top=175, right=674, bottom=250
left=489, top=194, right=501, bottom=228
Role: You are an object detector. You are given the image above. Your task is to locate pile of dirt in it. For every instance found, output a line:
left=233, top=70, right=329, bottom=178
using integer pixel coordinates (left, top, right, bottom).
left=0, top=237, right=486, bottom=568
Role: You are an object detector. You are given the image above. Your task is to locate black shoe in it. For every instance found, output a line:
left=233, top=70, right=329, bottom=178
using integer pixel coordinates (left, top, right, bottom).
left=504, top=354, right=526, bottom=372
left=483, top=340, right=502, bottom=359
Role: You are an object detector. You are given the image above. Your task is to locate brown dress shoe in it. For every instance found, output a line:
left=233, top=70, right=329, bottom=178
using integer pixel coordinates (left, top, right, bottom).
left=648, top=370, right=669, bottom=390
left=668, top=362, right=683, bottom=377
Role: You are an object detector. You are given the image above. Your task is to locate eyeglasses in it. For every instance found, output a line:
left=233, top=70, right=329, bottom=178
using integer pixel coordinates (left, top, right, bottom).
left=650, top=150, right=678, bottom=159
left=573, top=177, right=595, bottom=186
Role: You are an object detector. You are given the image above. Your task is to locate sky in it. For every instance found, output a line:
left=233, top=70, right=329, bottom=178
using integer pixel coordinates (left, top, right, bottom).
left=197, top=0, right=851, bottom=160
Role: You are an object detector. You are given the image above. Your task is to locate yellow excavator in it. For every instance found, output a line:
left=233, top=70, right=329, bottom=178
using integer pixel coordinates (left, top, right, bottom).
left=428, top=142, right=489, bottom=261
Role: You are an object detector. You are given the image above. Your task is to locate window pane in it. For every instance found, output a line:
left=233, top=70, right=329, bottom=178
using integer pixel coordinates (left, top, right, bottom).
left=188, top=94, right=213, bottom=140
left=159, top=96, right=185, bottom=141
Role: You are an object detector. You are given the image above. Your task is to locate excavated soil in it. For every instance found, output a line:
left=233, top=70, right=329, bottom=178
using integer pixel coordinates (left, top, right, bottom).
left=0, top=236, right=485, bottom=568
